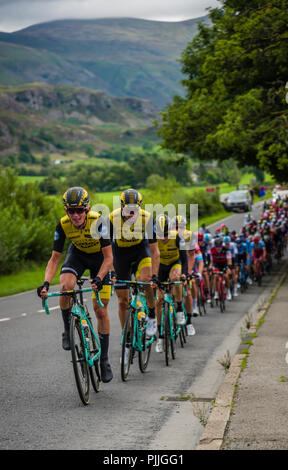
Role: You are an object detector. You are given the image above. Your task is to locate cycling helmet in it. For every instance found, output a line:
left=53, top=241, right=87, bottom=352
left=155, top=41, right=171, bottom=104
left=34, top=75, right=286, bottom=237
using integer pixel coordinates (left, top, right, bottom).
left=198, top=231, right=204, bottom=242
left=171, top=214, right=187, bottom=229
left=155, top=214, right=170, bottom=237
left=253, top=236, right=260, bottom=244
left=223, top=235, right=230, bottom=244
left=204, top=233, right=212, bottom=243
left=214, top=238, right=223, bottom=247
left=120, top=188, right=143, bottom=207
left=63, top=187, right=89, bottom=208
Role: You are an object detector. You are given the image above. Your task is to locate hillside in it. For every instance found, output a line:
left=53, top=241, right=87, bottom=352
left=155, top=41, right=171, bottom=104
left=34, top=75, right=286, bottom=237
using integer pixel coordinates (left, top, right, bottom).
left=0, top=17, right=209, bottom=107
left=0, top=83, right=159, bottom=156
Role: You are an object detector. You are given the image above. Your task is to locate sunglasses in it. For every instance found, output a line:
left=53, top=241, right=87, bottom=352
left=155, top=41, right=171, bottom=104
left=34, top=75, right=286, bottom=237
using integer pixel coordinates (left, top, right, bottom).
left=67, top=207, right=86, bottom=215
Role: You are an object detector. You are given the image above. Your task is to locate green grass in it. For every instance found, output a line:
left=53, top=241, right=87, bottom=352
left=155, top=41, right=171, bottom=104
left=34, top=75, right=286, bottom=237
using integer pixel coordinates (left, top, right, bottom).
left=18, top=175, right=46, bottom=183
left=0, top=262, right=61, bottom=297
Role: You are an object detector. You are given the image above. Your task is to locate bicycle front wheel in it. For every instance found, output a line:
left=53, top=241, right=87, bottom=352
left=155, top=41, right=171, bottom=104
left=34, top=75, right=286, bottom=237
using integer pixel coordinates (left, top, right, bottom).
left=70, top=315, right=90, bottom=405
left=87, top=319, right=101, bottom=393
left=121, top=308, right=134, bottom=381
left=138, top=328, right=152, bottom=373
left=219, top=282, right=225, bottom=313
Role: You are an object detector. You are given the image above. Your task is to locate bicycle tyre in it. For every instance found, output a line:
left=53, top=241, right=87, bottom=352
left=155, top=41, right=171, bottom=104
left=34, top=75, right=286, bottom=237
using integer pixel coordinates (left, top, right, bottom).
left=121, top=308, right=134, bottom=381
left=219, top=282, right=225, bottom=313
left=180, top=325, right=187, bottom=345
left=198, top=283, right=207, bottom=316
left=138, top=324, right=152, bottom=372
left=70, top=315, right=90, bottom=405
left=170, top=309, right=177, bottom=359
left=87, top=320, right=101, bottom=393
left=164, top=304, right=171, bottom=366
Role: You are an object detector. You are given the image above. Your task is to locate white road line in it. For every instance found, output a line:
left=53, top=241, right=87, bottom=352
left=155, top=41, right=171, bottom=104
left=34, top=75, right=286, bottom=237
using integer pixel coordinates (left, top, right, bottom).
left=38, top=305, right=60, bottom=313
left=0, top=317, right=10, bottom=322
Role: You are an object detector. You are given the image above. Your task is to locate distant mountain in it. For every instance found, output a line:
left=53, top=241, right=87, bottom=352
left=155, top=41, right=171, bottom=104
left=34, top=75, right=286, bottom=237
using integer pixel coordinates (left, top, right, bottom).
left=0, top=83, right=159, bottom=156
left=0, top=17, right=209, bottom=107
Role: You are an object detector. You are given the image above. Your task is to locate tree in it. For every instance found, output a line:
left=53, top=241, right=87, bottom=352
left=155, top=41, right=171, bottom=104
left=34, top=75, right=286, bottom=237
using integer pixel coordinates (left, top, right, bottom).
left=157, top=0, right=288, bottom=182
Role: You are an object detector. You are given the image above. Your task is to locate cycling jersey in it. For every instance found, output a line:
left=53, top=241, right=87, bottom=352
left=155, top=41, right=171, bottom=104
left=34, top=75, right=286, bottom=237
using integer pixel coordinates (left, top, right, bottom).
left=53, top=211, right=110, bottom=254
left=157, top=231, right=182, bottom=266
left=211, top=247, right=231, bottom=268
left=157, top=230, right=188, bottom=275
left=109, top=207, right=156, bottom=288
left=251, top=240, right=265, bottom=259
left=199, top=242, right=211, bottom=267
left=237, top=241, right=248, bottom=256
left=109, top=208, right=156, bottom=248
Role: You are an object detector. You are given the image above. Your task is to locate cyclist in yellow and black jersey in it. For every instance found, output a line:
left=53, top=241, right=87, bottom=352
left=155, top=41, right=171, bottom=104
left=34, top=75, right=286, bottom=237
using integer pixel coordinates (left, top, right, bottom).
left=155, top=214, right=189, bottom=352
left=37, top=187, right=114, bottom=383
left=171, top=215, right=199, bottom=333
left=109, top=189, right=160, bottom=339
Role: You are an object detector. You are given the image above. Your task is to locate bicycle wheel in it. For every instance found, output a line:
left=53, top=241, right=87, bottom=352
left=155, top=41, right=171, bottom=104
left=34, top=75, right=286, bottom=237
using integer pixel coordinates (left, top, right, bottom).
left=198, top=282, right=207, bottom=316
left=121, top=308, right=134, bottom=381
left=70, top=315, right=90, bottom=405
left=138, top=327, right=152, bottom=373
left=209, top=277, right=215, bottom=308
left=164, top=304, right=172, bottom=366
left=87, top=319, right=101, bottom=393
left=180, top=324, right=187, bottom=345
left=219, top=282, right=225, bottom=313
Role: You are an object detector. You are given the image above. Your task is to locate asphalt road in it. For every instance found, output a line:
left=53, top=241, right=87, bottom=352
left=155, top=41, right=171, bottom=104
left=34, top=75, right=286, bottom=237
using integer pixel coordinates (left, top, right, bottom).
left=0, top=201, right=275, bottom=450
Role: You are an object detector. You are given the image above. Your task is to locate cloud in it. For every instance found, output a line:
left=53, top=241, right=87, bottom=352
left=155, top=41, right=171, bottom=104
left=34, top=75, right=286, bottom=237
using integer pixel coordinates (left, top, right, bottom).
left=0, top=0, right=220, bottom=32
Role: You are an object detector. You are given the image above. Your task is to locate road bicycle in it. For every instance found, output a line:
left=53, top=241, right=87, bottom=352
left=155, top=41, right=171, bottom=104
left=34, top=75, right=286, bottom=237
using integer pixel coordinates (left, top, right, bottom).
left=158, top=281, right=187, bottom=366
left=42, top=277, right=103, bottom=405
left=117, top=280, right=156, bottom=381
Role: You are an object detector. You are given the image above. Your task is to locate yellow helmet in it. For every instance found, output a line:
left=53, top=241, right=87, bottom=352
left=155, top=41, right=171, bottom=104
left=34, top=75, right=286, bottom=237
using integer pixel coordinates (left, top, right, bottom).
left=120, top=189, right=143, bottom=207
left=62, top=187, right=89, bottom=208
left=155, top=214, right=170, bottom=236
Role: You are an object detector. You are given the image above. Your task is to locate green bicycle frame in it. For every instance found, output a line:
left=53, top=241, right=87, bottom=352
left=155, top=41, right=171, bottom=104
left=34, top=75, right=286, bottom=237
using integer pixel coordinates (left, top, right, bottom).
left=159, top=282, right=187, bottom=340
left=118, top=280, right=156, bottom=351
left=43, top=287, right=103, bottom=367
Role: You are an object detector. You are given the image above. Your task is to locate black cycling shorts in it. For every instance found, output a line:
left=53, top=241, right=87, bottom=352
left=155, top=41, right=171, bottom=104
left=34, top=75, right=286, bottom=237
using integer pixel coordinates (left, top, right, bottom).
left=158, top=259, right=182, bottom=282
left=113, top=241, right=152, bottom=289
left=60, top=243, right=110, bottom=285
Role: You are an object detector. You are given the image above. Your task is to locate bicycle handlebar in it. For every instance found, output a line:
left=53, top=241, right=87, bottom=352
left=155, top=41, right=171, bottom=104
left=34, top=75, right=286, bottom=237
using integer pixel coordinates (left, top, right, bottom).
left=42, top=287, right=104, bottom=315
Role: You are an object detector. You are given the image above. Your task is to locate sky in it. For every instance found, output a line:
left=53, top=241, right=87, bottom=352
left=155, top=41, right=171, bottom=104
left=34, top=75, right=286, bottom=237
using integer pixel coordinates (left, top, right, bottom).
left=0, top=0, right=220, bottom=32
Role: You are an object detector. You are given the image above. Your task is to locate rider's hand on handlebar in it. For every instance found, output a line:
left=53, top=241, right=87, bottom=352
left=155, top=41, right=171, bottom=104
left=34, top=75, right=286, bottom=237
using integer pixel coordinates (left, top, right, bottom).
left=150, top=274, right=160, bottom=288
left=180, top=274, right=187, bottom=285
left=90, top=276, right=103, bottom=291
left=37, top=281, right=50, bottom=298
left=110, top=271, right=117, bottom=285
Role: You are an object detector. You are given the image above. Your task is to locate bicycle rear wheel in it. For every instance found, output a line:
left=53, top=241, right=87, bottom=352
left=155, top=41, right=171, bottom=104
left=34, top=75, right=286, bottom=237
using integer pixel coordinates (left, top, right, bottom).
left=121, top=308, right=134, bottom=381
left=70, top=315, right=90, bottom=405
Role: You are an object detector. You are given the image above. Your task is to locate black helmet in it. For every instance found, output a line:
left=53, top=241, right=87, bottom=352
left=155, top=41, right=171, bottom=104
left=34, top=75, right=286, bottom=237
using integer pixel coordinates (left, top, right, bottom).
left=62, top=187, right=89, bottom=208
left=155, top=214, right=170, bottom=237
left=120, top=188, right=143, bottom=207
